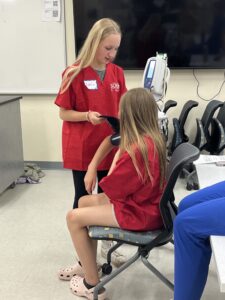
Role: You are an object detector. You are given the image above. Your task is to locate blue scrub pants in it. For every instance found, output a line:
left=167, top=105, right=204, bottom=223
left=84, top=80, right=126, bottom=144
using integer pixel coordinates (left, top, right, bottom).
left=174, top=181, right=225, bottom=300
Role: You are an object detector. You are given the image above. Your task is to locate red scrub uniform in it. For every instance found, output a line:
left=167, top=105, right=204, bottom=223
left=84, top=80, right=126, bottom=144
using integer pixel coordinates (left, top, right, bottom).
left=55, top=63, right=127, bottom=171
left=99, top=137, right=164, bottom=231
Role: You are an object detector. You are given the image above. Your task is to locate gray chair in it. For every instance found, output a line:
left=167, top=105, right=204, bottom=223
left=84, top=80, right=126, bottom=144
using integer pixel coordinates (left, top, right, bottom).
left=88, top=143, right=200, bottom=300
left=181, top=99, right=223, bottom=190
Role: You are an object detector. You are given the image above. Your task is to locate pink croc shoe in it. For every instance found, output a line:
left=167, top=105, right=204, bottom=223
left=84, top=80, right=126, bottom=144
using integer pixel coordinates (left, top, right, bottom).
left=58, top=262, right=84, bottom=281
left=58, top=262, right=102, bottom=281
left=70, top=275, right=106, bottom=300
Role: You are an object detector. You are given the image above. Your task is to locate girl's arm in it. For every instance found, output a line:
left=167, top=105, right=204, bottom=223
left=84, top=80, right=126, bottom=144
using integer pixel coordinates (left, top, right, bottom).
left=59, top=107, right=103, bottom=125
left=107, top=148, right=121, bottom=175
left=84, top=136, right=116, bottom=194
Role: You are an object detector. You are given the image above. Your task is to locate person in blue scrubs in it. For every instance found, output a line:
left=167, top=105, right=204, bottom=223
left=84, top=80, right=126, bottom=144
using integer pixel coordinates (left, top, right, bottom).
left=174, top=181, right=225, bottom=300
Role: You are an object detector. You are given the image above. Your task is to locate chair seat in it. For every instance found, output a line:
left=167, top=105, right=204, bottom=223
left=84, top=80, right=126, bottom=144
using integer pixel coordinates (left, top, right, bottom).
left=88, top=226, right=163, bottom=245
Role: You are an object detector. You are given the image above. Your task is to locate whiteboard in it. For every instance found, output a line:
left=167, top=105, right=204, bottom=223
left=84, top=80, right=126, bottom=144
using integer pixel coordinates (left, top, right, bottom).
left=0, top=0, right=66, bottom=94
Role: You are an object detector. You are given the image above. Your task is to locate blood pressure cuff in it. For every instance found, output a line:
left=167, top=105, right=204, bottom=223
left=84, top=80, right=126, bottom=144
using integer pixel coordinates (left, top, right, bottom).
left=110, top=133, right=121, bottom=146
left=100, top=115, right=120, bottom=133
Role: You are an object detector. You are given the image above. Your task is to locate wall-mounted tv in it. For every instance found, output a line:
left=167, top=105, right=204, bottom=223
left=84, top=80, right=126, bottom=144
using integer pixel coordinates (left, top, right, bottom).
left=73, top=0, right=225, bottom=69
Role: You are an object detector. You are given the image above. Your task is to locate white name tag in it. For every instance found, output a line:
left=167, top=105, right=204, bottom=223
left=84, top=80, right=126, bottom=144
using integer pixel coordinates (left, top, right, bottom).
left=84, top=80, right=98, bottom=90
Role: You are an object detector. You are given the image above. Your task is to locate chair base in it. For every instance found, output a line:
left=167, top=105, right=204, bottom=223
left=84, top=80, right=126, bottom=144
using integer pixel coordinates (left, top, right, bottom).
left=93, top=244, right=174, bottom=300
left=181, top=165, right=199, bottom=191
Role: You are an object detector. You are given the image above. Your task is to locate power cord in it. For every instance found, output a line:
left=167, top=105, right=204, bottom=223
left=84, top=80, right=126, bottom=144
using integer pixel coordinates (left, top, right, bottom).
left=193, top=69, right=225, bottom=101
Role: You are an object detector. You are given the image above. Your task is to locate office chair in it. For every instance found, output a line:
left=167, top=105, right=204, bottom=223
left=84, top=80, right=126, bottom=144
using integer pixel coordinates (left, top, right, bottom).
left=88, top=143, right=200, bottom=300
left=168, top=100, right=199, bottom=156
left=182, top=99, right=223, bottom=190
left=206, top=102, right=225, bottom=155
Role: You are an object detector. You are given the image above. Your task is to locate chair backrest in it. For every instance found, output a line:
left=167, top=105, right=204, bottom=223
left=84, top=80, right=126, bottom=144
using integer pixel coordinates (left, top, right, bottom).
left=208, top=118, right=225, bottom=154
left=163, top=99, right=177, bottom=113
left=192, top=100, right=223, bottom=150
left=201, top=100, right=223, bottom=128
left=160, top=143, right=200, bottom=231
left=193, top=118, right=207, bottom=149
left=201, top=100, right=223, bottom=140
left=178, top=100, right=198, bottom=129
left=216, top=102, right=225, bottom=128
left=168, top=100, right=198, bottom=156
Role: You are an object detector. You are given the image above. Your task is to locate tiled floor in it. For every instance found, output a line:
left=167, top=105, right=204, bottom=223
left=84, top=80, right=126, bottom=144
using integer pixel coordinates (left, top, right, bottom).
left=0, top=170, right=224, bottom=300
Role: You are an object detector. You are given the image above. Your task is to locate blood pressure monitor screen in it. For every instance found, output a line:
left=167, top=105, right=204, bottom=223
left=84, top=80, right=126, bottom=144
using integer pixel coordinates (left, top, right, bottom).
left=144, top=60, right=156, bottom=89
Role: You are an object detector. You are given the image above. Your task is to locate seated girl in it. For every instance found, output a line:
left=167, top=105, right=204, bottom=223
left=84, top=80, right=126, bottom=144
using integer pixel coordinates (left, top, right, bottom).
left=61, top=87, right=167, bottom=299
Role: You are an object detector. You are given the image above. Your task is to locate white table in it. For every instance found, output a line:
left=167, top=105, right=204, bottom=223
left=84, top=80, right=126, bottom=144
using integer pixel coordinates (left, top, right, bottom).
left=195, top=163, right=225, bottom=292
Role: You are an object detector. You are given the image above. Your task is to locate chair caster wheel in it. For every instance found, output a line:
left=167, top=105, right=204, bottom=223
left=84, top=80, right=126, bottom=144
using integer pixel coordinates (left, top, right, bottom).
left=193, top=183, right=199, bottom=190
left=102, top=263, right=112, bottom=275
left=186, top=183, right=193, bottom=191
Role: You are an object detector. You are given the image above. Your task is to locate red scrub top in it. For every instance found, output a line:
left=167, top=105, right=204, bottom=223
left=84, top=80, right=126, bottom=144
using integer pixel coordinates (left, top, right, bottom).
left=55, top=63, right=127, bottom=170
left=99, top=137, right=164, bottom=231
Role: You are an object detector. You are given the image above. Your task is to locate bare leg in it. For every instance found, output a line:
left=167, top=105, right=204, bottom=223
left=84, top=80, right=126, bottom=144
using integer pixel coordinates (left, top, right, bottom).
left=67, top=200, right=118, bottom=286
left=78, top=193, right=110, bottom=258
left=78, top=193, right=109, bottom=208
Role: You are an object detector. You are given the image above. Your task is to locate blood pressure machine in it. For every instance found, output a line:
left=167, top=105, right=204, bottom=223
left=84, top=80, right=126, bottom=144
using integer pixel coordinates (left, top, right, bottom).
left=142, top=52, right=170, bottom=138
left=110, top=53, right=171, bottom=145
left=142, top=52, right=170, bottom=103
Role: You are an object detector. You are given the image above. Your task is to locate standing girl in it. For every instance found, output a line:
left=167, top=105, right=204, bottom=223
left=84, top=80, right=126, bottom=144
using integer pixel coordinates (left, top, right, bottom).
left=55, top=18, right=127, bottom=209
left=63, top=88, right=167, bottom=299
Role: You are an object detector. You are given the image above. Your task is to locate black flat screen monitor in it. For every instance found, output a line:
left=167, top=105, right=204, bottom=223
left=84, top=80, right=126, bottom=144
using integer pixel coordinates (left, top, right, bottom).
left=73, top=0, right=225, bottom=69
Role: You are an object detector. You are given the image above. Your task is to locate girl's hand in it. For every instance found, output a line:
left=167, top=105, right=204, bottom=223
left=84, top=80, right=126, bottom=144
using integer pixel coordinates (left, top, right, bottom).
left=84, top=165, right=97, bottom=194
left=88, top=111, right=103, bottom=125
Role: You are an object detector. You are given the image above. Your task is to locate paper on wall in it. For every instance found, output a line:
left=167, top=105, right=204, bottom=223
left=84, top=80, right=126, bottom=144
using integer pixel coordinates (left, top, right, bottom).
left=42, top=0, right=61, bottom=22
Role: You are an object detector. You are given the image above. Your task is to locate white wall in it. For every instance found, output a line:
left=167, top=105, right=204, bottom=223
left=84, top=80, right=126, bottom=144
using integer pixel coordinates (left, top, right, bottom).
left=20, top=0, right=225, bottom=163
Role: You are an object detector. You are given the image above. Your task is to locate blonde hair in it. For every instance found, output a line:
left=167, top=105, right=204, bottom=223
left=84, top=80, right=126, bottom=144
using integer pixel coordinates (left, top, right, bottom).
left=119, top=88, right=166, bottom=187
left=60, top=18, right=121, bottom=93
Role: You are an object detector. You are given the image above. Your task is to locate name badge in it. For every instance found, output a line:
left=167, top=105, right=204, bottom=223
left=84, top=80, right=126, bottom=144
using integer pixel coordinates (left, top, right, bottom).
left=84, top=80, right=98, bottom=90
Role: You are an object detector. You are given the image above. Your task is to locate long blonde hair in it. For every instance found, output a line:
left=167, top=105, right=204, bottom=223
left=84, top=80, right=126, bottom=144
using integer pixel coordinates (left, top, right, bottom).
left=119, top=88, right=166, bottom=186
left=60, top=18, right=121, bottom=93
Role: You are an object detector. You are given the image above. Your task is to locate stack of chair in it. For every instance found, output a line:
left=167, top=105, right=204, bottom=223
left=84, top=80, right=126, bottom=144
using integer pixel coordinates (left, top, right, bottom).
left=182, top=99, right=223, bottom=190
